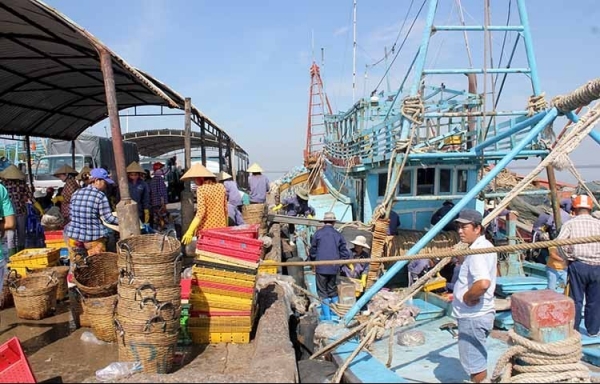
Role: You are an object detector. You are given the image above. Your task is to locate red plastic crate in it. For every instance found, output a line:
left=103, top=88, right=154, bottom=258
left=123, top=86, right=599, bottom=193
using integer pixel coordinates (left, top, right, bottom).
left=181, top=278, right=194, bottom=300
left=43, top=230, right=64, bottom=241
left=0, top=337, right=36, bottom=383
left=209, top=224, right=260, bottom=239
left=197, top=230, right=263, bottom=255
left=196, top=280, right=255, bottom=299
left=196, top=243, right=261, bottom=263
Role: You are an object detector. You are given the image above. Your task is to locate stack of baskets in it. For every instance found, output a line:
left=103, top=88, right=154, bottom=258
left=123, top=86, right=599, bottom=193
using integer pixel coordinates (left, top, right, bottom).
left=242, top=204, right=268, bottom=236
left=72, top=252, right=120, bottom=342
left=115, top=232, right=182, bottom=374
left=189, top=225, right=262, bottom=344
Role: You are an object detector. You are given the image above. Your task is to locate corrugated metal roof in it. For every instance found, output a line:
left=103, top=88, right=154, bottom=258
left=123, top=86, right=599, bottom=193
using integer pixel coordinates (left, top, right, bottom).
left=0, top=0, right=247, bottom=156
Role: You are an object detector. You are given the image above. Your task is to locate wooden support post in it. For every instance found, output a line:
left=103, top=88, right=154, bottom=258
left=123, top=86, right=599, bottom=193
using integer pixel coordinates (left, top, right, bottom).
left=98, top=48, right=140, bottom=239
left=25, top=136, right=33, bottom=188
left=217, top=131, right=223, bottom=172
left=200, top=118, right=207, bottom=167
left=546, top=165, right=562, bottom=229
left=181, top=97, right=194, bottom=246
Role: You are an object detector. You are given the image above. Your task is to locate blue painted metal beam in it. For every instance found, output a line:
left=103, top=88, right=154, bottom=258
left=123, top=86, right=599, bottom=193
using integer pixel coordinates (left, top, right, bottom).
left=408, top=149, right=548, bottom=159
left=517, top=0, right=541, bottom=95
left=424, top=110, right=529, bottom=117
left=563, top=110, right=600, bottom=147
left=433, top=25, right=524, bottom=31
left=343, top=108, right=559, bottom=325
left=423, top=68, right=530, bottom=74
left=472, top=111, right=547, bottom=153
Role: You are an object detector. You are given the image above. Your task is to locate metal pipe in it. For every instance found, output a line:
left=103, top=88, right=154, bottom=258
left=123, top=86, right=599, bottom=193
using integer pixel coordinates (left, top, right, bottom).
left=391, top=189, right=550, bottom=202
left=408, top=149, right=547, bottom=160
left=423, top=68, right=530, bottom=75
left=472, top=112, right=546, bottom=152
left=569, top=110, right=600, bottom=146
left=424, top=110, right=529, bottom=118
left=516, top=0, right=541, bottom=95
left=200, top=118, right=207, bottom=167
left=343, top=108, right=559, bottom=324
left=433, top=25, right=524, bottom=31
left=184, top=98, right=192, bottom=170
left=25, top=136, right=33, bottom=187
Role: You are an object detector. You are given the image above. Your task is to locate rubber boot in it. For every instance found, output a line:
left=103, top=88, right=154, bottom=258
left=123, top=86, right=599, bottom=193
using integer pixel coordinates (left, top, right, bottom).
left=330, top=296, right=340, bottom=321
left=320, top=298, right=332, bottom=321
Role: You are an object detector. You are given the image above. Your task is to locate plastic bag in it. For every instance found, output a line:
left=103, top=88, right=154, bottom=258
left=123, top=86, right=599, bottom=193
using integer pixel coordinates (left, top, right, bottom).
left=96, top=361, right=142, bottom=382
left=80, top=331, right=107, bottom=345
left=397, top=330, right=426, bottom=346
left=182, top=267, right=193, bottom=279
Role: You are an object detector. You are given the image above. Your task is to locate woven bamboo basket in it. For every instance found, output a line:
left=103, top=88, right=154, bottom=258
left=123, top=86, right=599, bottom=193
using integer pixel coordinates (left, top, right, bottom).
left=116, top=297, right=181, bottom=321
left=114, top=314, right=180, bottom=335
left=28, top=266, right=70, bottom=301
left=1, top=270, right=21, bottom=309
left=117, top=330, right=178, bottom=374
left=117, top=283, right=181, bottom=303
left=117, top=232, right=181, bottom=265
left=118, top=261, right=182, bottom=289
left=82, top=294, right=117, bottom=342
left=117, top=253, right=182, bottom=277
left=73, top=252, right=119, bottom=297
left=10, top=274, right=58, bottom=320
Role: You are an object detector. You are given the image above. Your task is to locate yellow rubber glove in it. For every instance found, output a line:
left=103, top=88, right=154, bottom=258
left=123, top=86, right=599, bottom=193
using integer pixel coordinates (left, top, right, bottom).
left=360, top=274, right=367, bottom=288
left=51, top=196, right=64, bottom=205
left=182, top=217, right=200, bottom=245
left=307, top=214, right=314, bottom=219
left=144, top=209, right=150, bottom=224
left=273, top=204, right=283, bottom=212
left=33, top=201, right=44, bottom=216
left=348, top=263, right=355, bottom=272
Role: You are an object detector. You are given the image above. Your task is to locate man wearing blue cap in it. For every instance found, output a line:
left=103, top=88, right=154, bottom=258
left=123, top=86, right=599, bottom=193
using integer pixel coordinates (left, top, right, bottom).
left=451, top=208, right=497, bottom=383
left=65, top=168, right=118, bottom=263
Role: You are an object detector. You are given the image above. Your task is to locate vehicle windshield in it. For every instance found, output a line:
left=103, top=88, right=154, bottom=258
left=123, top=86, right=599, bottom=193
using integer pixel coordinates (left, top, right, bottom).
left=35, top=156, right=85, bottom=180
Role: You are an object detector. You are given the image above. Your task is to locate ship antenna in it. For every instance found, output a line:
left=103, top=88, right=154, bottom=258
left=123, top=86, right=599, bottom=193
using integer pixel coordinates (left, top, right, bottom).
left=352, top=0, right=357, bottom=103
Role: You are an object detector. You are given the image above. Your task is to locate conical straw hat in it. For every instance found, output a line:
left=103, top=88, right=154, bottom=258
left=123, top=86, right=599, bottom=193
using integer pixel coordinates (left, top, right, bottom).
left=0, top=165, right=26, bottom=180
left=76, top=165, right=91, bottom=181
left=181, top=163, right=216, bottom=180
left=53, top=164, right=78, bottom=177
left=126, top=161, right=145, bottom=174
left=216, top=171, right=232, bottom=182
left=247, top=163, right=263, bottom=173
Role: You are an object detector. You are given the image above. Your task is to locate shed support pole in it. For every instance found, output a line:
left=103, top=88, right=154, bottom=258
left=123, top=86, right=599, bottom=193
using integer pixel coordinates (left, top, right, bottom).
left=25, top=136, right=33, bottom=188
left=200, top=118, right=207, bottom=166
left=218, top=132, right=223, bottom=173
left=181, top=97, right=194, bottom=246
left=98, top=48, right=140, bottom=239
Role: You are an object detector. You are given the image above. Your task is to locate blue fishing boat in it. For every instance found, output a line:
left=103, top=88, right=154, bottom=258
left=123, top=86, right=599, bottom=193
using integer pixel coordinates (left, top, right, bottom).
left=280, top=0, right=600, bottom=382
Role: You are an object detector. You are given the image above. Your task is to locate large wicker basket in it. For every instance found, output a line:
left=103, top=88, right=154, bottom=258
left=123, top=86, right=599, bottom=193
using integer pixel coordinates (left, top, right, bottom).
left=82, top=294, right=117, bottom=342
left=117, top=283, right=181, bottom=303
left=10, top=274, right=58, bottom=320
left=117, top=329, right=178, bottom=374
left=28, top=266, right=70, bottom=301
left=73, top=252, right=119, bottom=297
left=117, top=232, right=181, bottom=265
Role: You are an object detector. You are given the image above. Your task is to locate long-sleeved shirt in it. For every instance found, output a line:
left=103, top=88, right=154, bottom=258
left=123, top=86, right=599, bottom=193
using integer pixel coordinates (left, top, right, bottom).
left=128, top=180, right=150, bottom=219
left=309, top=224, right=351, bottom=275
left=282, top=195, right=315, bottom=217
left=388, top=210, right=401, bottom=235
left=195, top=181, right=228, bottom=231
left=556, top=214, right=600, bottom=265
left=223, top=180, right=242, bottom=207
left=65, top=185, right=118, bottom=242
left=0, top=184, right=14, bottom=262
left=248, top=174, right=269, bottom=203
left=149, top=175, right=168, bottom=207
left=341, top=249, right=369, bottom=278
left=2, top=179, right=31, bottom=216
left=227, top=202, right=245, bottom=226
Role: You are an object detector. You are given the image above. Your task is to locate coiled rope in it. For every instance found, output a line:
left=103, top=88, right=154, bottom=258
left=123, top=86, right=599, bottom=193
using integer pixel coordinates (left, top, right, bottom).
left=528, top=93, right=549, bottom=116
left=492, top=329, right=590, bottom=383
left=553, top=78, right=600, bottom=114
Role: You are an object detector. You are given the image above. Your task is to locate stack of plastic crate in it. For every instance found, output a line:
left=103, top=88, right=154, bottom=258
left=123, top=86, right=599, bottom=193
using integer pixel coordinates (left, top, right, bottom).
left=189, top=224, right=262, bottom=344
left=7, top=248, right=60, bottom=277
left=42, top=230, right=69, bottom=263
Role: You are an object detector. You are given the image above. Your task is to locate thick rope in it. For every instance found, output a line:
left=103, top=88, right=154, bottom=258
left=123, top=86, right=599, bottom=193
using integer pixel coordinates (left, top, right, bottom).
left=528, top=93, right=549, bottom=116
left=262, top=234, right=600, bottom=268
left=553, top=78, right=600, bottom=113
left=492, top=329, right=590, bottom=383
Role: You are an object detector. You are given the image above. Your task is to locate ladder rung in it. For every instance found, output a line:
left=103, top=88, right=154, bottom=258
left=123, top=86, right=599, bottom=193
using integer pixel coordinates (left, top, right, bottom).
left=424, top=68, right=530, bottom=75
left=433, top=25, right=524, bottom=32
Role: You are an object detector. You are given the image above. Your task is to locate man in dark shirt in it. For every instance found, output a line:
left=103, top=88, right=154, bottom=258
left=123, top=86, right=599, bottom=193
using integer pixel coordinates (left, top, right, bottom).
left=388, top=210, right=401, bottom=235
left=309, top=211, right=351, bottom=321
left=431, top=200, right=458, bottom=231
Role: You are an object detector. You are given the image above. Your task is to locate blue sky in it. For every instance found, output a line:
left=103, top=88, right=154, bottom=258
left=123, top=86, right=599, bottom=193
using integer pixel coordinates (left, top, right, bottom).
left=44, top=0, right=600, bottom=183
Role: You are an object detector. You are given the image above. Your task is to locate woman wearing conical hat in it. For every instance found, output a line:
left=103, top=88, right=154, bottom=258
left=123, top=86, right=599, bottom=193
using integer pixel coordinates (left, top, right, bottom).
left=181, top=163, right=228, bottom=245
left=125, top=162, right=150, bottom=224
left=53, top=164, right=80, bottom=224
left=247, top=163, right=270, bottom=204
left=217, top=171, right=245, bottom=226
left=76, top=165, right=92, bottom=187
left=0, top=164, right=41, bottom=255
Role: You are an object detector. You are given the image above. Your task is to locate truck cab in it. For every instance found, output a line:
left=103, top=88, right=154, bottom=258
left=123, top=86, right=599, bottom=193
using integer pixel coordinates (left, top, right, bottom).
left=34, top=154, right=95, bottom=193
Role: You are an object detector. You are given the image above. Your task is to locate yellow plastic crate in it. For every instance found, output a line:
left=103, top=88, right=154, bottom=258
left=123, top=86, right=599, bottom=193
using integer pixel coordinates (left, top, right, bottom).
left=192, top=272, right=256, bottom=289
left=45, top=239, right=68, bottom=248
left=8, top=262, right=57, bottom=278
left=258, top=260, right=278, bottom=275
left=187, top=315, right=254, bottom=333
left=192, top=265, right=256, bottom=282
left=9, top=248, right=60, bottom=268
left=188, top=328, right=250, bottom=344
left=190, top=292, right=254, bottom=311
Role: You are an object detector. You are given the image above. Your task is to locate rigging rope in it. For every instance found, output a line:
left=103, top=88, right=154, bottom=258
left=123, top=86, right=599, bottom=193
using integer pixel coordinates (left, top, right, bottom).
left=553, top=78, right=600, bottom=113
left=492, top=329, right=590, bottom=383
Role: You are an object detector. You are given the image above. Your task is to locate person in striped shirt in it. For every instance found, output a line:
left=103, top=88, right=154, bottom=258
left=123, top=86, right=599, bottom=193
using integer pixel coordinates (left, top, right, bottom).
left=556, top=194, right=600, bottom=337
left=65, top=168, right=118, bottom=264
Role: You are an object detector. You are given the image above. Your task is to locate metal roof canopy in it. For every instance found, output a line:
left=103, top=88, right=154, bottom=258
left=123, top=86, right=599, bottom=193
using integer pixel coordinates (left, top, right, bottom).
left=0, top=0, right=247, bottom=156
left=123, top=129, right=246, bottom=159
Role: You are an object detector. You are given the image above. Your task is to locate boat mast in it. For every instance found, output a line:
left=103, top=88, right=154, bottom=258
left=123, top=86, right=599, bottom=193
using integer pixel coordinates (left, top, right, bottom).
left=352, top=0, right=357, bottom=103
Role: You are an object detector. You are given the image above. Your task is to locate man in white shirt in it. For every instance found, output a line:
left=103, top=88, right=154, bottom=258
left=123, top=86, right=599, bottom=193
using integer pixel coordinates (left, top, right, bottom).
left=452, top=209, right=497, bottom=383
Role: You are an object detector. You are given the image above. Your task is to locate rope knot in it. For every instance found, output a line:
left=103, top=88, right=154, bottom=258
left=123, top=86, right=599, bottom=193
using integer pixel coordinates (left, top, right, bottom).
left=401, top=96, right=424, bottom=125
left=527, top=93, right=548, bottom=116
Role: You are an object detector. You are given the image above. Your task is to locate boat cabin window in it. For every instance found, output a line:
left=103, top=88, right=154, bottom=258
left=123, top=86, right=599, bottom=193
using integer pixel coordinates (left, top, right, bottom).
left=439, top=169, right=452, bottom=194
left=416, top=168, right=435, bottom=195
left=378, top=174, right=387, bottom=196
left=457, top=169, right=468, bottom=193
left=398, top=170, right=412, bottom=195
